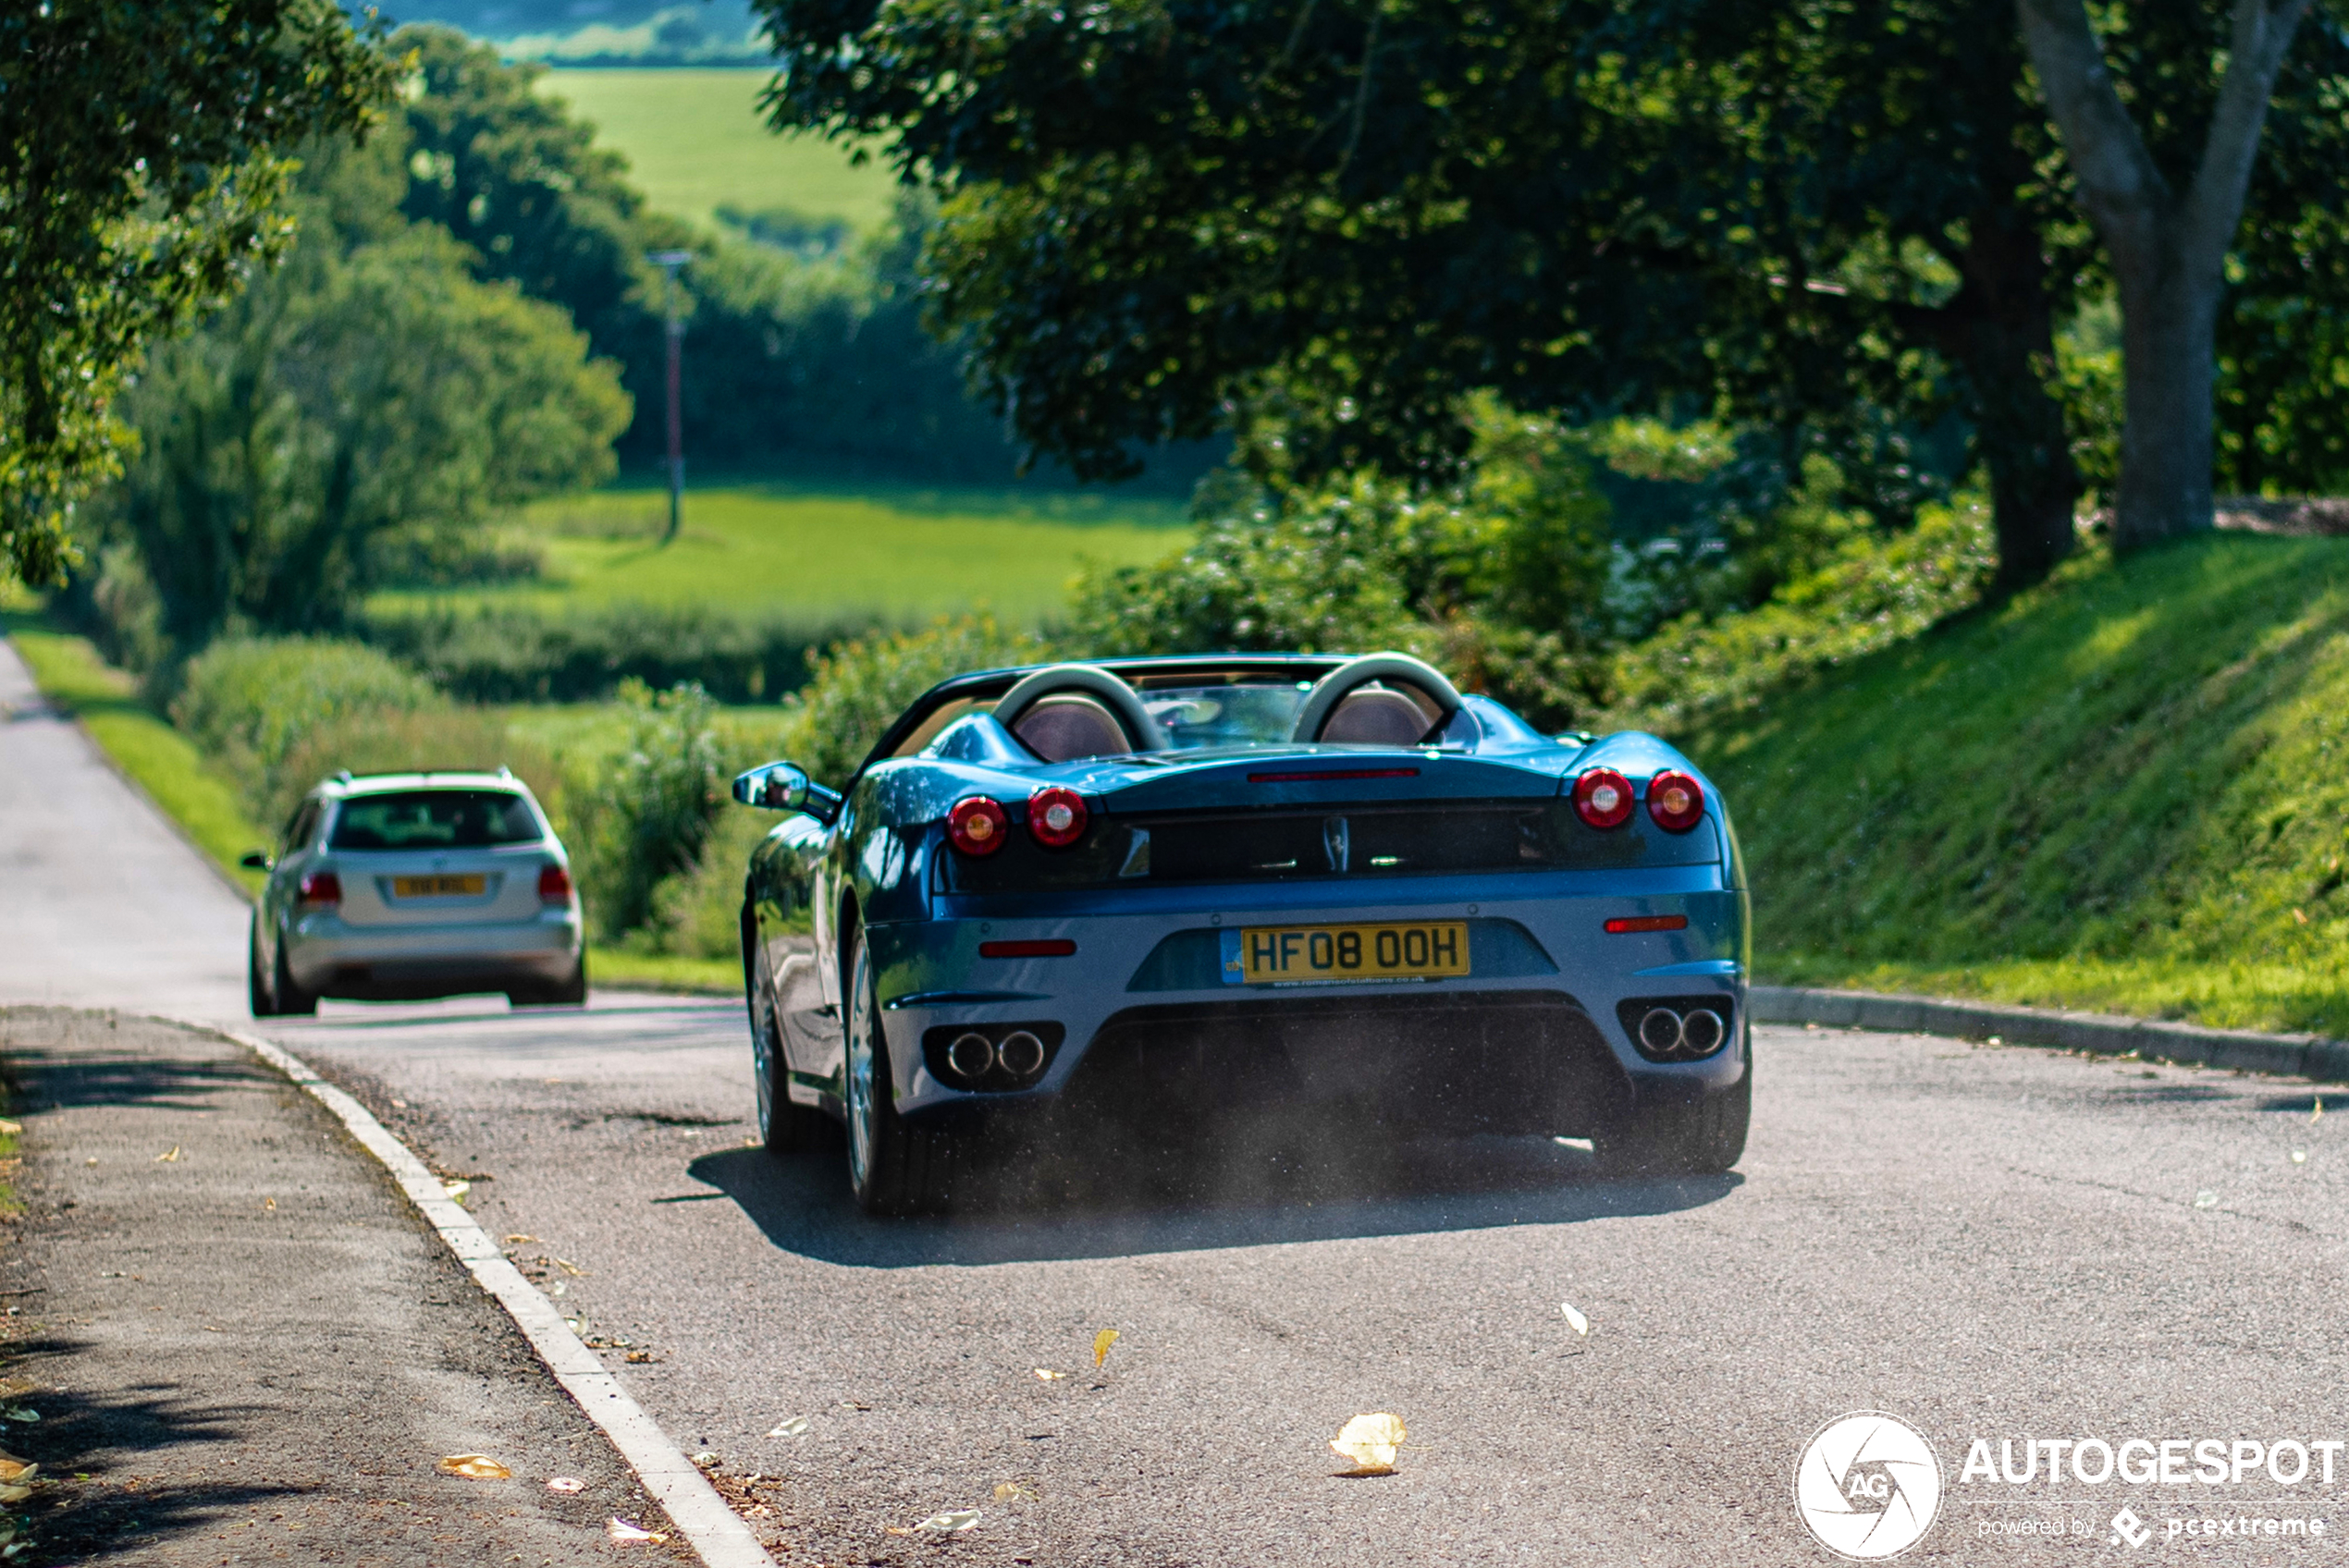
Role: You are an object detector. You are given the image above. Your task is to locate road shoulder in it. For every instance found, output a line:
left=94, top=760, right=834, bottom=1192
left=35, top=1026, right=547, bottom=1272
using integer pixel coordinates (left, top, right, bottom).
left=0, top=1007, right=692, bottom=1564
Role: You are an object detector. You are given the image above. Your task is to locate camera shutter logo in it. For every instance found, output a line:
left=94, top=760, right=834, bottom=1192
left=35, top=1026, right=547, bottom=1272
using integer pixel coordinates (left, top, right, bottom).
left=1793, top=1411, right=1944, bottom=1560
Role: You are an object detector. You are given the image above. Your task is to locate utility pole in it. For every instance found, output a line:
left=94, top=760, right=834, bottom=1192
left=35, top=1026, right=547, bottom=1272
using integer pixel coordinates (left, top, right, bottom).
left=647, top=250, right=693, bottom=545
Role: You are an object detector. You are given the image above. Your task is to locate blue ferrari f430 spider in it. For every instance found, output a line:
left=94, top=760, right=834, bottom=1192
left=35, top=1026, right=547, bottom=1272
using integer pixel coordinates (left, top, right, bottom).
left=732, top=652, right=1750, bottom=1214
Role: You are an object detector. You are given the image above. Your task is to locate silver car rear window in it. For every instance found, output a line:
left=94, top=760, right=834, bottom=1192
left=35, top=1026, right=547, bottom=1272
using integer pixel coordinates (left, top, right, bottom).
left=328, top=790, right=542, bottom=851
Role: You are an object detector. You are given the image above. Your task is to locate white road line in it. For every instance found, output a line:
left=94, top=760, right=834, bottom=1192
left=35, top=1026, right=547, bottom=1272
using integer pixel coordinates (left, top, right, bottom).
left=177, top=1016, right=776, bottom=1568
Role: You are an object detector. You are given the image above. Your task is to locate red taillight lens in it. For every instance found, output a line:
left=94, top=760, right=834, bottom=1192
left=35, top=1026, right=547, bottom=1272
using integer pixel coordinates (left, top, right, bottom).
left=538, top=864, right=573, bottom=902
left=1572, top=767, right=1635, bottom=829
left=297, top=870, right=341, bottom=908
left=1027, top=786, right=1088, bottom=849
left=978, top=938, right=1076, bottom=958
left=947, top=796, right=1011, bottom=856
left=1646, top=769, right=1705, bottom=833
left=1605, top=914, right=1689, bottom=934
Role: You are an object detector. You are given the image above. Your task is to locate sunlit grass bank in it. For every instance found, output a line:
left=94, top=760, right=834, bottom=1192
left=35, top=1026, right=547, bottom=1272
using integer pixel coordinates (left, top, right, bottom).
left=1682, top=534, right=2349, bottom=1035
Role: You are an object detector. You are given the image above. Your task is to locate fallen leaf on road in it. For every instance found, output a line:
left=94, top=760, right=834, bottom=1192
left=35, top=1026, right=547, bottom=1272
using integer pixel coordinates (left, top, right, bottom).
left=1092, top=1329, right=1119, bottom=1367
left=1561, top=1303, right=1589, bottom=1336
left=553, top=1258, right=586, bottom=1277
left=154, top=1146, right=179, bottom=1163
left=547, top=1477, right=584, bottom=1494
left=437, top=1454, right=510, bottom=1479
left=766, top=1417, right=811, bottom=1439
left=692, top=1452, right=720, bottom=1468
left=2, top=1410, right=37, bottom=1425
left=839, top=1402, right=870, bottom=1411
left=0, top=1381, right=36, bottom=1402
left=2194, top=1190, right=2220, bottom=1209
left=0, top=1121, right=19, bottom=1136
left=0, top=1452, right=36, bottom=1484
left=883, top=1525, right=916, bottom=1537
left=441, top=1181, right=471, bottom=1203
left=504, top=1234, right=536, bottom=1244
left=0, top=1485, right=30, bottom=1503
left=1330, top=1413, right=1408, bottom=1476
left=916, top=1511, right=980, bottom=1532
left=608, top=1518, right=667, bottom=1543
left=624, top=1350, right=656, bottom=1364
left=2316, top=1096, right=2326, bottom=1122
left=1032, top=1369, right=1065, bottom=1381
left=262, top=1197, right=276, bottom=1211
left=993, top=1482, right=1034, bottom=1502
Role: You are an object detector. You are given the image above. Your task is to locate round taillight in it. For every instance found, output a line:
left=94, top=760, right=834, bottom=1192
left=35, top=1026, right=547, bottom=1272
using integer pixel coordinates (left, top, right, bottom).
left=947, top=796, right=1010, bottom=856
left=1027, top=786, right=1088, bottom=849
left=1646, top=769, right=1705, bottom=833
left=1572, top=767, right=1635, bottom=829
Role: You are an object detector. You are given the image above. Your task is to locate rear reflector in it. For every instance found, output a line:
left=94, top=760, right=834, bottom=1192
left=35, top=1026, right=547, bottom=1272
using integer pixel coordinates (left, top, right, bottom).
left=978, top=939, right=1076, bottom=958
left=538, top=864, right=573, bottom=902
left=1248, top=767, right=1420, bottom=783
left=1605, top=914, right=1688, bottom=934
left=298, top=870, right=342, bottom=908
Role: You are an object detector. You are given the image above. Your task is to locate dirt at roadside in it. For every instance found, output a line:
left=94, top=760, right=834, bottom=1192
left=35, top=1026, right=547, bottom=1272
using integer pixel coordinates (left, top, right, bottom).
left=0, top=1008, right=695, bottom=1567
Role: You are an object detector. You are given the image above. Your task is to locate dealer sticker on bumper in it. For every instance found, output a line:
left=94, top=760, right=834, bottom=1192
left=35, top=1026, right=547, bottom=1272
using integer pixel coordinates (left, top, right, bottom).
left=1223, top=921, right=1471, bottom=986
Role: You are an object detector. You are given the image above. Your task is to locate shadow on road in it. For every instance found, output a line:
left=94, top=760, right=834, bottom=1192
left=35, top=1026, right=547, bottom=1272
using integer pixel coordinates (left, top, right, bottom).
left=689, top=1130, right=1739, bottom=1267
left=0, top=1044, right=271, bottom=1117
left=4, top=1340, right=304, bottom=1563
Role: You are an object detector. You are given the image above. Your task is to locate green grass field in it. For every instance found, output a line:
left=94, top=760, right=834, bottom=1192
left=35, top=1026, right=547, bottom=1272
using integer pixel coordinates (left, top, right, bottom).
left=370, top=479, right=1186, bottom=626
left=1680, top=533, right=2349, bottom=1035
left=538, top=68, right=897, bottom=234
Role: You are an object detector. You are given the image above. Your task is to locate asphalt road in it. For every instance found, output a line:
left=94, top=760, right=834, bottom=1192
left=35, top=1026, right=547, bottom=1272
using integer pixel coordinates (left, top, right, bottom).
left=6, top=636, right=2346, bottom=1565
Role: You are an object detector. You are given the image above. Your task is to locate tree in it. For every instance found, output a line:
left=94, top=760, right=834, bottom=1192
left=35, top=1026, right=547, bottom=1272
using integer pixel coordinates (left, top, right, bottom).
left=0, top=0, right=396, bottom=586
left=2016, top=0, right=2317, bottom=547
left=97, top=141, right=632, bottom=656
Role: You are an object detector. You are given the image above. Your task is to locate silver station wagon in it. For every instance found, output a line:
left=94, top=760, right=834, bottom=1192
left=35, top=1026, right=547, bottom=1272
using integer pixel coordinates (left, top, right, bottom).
left=244, top=771, right=585, bottom=1015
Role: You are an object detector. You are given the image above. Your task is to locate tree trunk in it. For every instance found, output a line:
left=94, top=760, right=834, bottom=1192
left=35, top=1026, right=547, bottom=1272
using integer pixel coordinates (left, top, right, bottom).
left=2111, top=251, right=2221, bottom=547
left=1944, top=206, right=2081, bottom=589
left=2014, top=0, right=2310, bottom=554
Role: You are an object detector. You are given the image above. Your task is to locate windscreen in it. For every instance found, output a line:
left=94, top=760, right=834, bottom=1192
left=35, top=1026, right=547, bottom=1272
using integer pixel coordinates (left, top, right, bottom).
left=1138, top=682, right=1313, bottom=749
left=328, top=790, right=544, bottom=851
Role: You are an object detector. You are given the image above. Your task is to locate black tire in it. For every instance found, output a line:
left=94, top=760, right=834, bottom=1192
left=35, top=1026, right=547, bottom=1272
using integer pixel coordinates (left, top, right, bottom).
left=749, top=937, right=829, bottom=1155
left=510, top=954, right=588, bottom=1008
left=1598, top=1054, right=1750, bottom=1176
left=248, top=918, right=277, bottom=1018
left=842, top=927, right=958, bottom=1215
left=272, top=933, right=318, bottom=1016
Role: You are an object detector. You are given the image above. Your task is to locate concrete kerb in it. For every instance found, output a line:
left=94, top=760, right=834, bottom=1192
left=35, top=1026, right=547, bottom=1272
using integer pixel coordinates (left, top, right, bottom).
left=172, top=1015, right=776, bottom=1568
left=1751, top=985, right=2349, bottom=1083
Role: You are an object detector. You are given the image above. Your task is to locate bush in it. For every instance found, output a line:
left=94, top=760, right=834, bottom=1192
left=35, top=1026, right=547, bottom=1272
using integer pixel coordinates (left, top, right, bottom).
left=171, top=638, right=442, bottom=820
left=1605, top=494, right=1998, bottom=734
left=778, top=616, right=1054, bottom=790
left=569, top=681, right=729, bottom=939
left=361, top=603, right=862, bottom=704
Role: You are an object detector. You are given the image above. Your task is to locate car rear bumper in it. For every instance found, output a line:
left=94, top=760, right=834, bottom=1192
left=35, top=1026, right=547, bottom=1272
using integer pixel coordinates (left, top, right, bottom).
left=286, top=909, right=581, bottom=998
left=864, top=874, right=1747, bottom=1122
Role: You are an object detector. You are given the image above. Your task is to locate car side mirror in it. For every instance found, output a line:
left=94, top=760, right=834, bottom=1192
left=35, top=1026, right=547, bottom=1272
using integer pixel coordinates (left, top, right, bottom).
left=240, top=851, right=271, bottom=871
left=732, top=762, right=842, bottom=822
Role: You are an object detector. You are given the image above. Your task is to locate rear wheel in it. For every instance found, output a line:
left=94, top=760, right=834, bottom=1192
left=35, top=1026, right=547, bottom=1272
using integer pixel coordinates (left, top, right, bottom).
left=749, top=937, right=830, bottom=1155
left=843, top=929, right=957, bottom=1215
left=272, top=933, right=318, bottom=1017
left=510, top=953, right=588, bottom=1008
left=1597, top=1052, right=1750, bottom=1177
left=247, top=918, right=277, bottom=1018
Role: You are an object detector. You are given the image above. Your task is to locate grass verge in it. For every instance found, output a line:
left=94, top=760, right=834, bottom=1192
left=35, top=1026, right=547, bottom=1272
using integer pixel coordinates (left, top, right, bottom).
left=4, top=612, right=267, bottom=896
left=1681, top=533, right=2349, bottom=1035
left=586, top=948, right=741, bottom=997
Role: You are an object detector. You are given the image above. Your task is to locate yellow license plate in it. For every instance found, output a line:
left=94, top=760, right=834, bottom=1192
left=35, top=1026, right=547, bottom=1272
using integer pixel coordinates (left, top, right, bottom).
left=1237, top=921, right=1470, bottom=984
left=392, top=874, right=486, bottom=899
